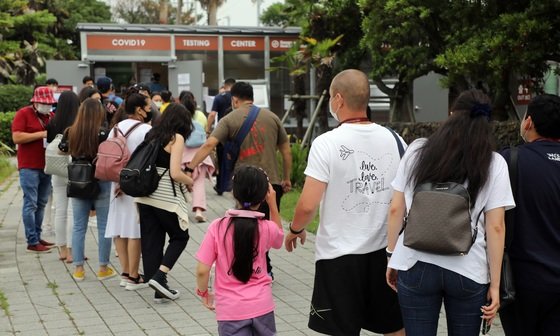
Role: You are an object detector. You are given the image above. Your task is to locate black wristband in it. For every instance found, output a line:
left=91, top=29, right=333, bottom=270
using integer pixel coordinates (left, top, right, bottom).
left=184, top=166, right=194, bottom=173
left=289, top=223, right=305, bottom=234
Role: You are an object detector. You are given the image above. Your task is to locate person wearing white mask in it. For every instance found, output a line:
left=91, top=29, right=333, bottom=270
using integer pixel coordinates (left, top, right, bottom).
left=12, top=86, right=57, bottom=253
left=151, top=92, right=163, bottom=111
left=284, top=69, right=406, bottom=336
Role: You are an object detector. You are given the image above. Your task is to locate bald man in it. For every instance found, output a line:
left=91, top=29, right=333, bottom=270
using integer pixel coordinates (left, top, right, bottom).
left=285, top=69, right=405, bottom=336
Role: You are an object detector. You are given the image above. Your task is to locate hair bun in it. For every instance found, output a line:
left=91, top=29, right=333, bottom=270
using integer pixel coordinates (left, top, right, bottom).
left=470, top=103, right=491, bottom=119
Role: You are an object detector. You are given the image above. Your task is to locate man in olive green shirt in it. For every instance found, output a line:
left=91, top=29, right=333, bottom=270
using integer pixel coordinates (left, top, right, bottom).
left=187, top=81, right=292, bottom=278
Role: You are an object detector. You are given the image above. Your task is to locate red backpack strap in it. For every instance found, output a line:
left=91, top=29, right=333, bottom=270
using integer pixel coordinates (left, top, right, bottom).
left=122, top=121, right=143, bottom=138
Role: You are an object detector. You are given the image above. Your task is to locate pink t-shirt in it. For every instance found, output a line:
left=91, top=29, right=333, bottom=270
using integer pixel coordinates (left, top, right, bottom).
left=196, top=209, right=284, bottom=321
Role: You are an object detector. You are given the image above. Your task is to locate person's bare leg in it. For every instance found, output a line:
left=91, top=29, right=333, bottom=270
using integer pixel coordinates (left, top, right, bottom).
left=127, top=238, right=142, bottom=279
left=114, top=237, right=129, bottom=275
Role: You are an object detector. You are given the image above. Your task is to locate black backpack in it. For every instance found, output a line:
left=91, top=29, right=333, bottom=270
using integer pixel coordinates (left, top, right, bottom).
left=119, top=140, right=167, bottom=197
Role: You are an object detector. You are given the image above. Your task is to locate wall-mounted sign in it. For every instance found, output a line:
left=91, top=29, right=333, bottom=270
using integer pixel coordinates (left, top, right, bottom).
left=223, top=36, right=264, bottom=51
left=175, top=36, right=218, bottom=51
left=269, top=37, right=298, bottom=51
left=87, top=34, right=171, bottom=51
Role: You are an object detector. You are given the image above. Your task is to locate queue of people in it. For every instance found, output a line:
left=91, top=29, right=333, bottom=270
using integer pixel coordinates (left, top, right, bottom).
left=10, top=70, right=559, bottom=336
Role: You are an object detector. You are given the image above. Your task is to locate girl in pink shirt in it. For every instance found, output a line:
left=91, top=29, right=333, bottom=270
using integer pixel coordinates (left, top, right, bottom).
left=196, top=165, right=284, bottom=336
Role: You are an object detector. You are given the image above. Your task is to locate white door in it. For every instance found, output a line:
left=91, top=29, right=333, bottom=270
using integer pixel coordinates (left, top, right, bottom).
left=46, top=61, right=91, bottom=93
left=168, top=60, right=204, bottom=111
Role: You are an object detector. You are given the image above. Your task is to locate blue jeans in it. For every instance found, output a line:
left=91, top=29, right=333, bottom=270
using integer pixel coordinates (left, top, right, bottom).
left=19, top=169, right=52, bottom=245
left=71, top=181, right=111, bottom=267
left=397, top=261, right=488, bottom=336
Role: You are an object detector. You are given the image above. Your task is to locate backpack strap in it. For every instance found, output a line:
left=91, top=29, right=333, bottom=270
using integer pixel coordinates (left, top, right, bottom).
left=385, top=126, right=405, bottom=158
left=122, top=121, right=143, bottom=138
left=234, top=105, right=260, bottom=146
left=505, top=146, right=518, bottom=251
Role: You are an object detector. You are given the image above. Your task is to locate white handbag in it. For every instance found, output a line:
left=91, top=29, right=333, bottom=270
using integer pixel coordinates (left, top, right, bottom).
left=44, top=134, right=70, bottom=177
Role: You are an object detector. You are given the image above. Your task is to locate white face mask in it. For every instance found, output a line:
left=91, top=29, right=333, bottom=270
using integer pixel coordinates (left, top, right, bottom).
left=35, top=104, right=52, bottom=115
left=520, top=117, right=530, bottom=143
left=329, top=97, right=340, bottom=121
left=154, top=101, right=163, bottom=108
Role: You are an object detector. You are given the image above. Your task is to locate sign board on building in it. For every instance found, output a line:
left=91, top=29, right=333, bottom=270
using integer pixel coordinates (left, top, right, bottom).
left=269, top=37, right=298, bottom=51
left=87, top=34, right=171, bottom=51
left=175, top=36, right=218, bottom=51
left=223, top=37, right=265, bottom=51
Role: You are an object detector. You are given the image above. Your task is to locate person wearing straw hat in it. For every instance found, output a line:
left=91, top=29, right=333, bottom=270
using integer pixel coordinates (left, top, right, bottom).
left=12, top=86, right=57, bottom=253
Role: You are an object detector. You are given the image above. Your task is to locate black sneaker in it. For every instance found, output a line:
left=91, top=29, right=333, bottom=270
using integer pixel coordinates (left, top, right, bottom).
left=148, top=271, right=180, bottom=300
left=153, top=289, right=180, bottom=303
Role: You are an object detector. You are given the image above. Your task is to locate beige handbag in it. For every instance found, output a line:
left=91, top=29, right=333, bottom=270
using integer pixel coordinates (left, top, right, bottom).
left=403, top=182, right=481, bottom=255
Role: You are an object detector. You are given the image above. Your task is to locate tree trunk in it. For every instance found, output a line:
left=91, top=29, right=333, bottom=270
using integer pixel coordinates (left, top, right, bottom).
left=491, top=71, right=515, bottom=121
left=159, top=0, right=169, bottom=24
left=294, top=74, right=306, bottom=140
left=316, top=64, right=333, bottom=134
left=176, top=0, right=183, bottom=24
left=389, top=81, right=415, bottom=122
left=208, top=0, right=218, bottom=25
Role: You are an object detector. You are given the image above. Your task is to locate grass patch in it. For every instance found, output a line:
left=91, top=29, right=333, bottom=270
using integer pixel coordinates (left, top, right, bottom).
left=0, top=289, right=10, bottom=316
left=0, top=156, right=15, bottom=186
left=280, top=189, right=319, bottom=234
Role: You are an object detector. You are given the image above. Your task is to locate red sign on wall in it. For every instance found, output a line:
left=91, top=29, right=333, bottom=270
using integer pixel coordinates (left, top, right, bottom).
left=87, top=34, right=171, bottom=51
left=175, top=36, right=218, bottom=51
left=269, top=37, right=298, bottom=51
left=223, top=37, right=264, bottom=51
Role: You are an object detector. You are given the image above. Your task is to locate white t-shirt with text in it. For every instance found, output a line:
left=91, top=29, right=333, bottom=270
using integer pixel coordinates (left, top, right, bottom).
left=305, top=123, right=406, bottom=261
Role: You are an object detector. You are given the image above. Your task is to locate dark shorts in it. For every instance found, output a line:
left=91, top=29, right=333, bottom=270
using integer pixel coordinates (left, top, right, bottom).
left=218, top=311, right=276, bottom=336
left=309, top=249, right=403, bottom=336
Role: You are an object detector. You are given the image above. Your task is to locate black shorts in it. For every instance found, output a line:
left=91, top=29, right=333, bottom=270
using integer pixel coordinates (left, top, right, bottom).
left=308, top=248, right=403, bottom=336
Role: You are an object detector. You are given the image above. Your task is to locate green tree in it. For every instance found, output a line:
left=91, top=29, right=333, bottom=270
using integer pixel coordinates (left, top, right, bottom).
left=198, top=0, right=226, bottom=25
left=360, top=0, right=560, bottom=121
left=264, top=0, right=365, bottom=134
left=436, top=0, right=560, bottom=120
left=115, top=0, right=198, bottom=24
left=0, top=0, right=112, bottom=84
left=260, top=3, right=290, bottom=27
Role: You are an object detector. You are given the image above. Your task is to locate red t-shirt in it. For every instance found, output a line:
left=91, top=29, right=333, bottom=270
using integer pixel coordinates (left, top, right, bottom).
left=11, top=105, right=52, bottom=170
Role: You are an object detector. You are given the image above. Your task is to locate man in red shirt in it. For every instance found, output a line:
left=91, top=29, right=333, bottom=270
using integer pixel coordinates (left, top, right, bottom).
left=12, top=86, right=56, bottom=253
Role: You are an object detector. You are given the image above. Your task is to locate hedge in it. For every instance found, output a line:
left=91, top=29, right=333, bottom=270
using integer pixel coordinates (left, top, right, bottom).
left=0, top=85, right=34, bottom=112
left=383, top=121, right=523, bottom=150
left=0, top=112, right=15, bottom=149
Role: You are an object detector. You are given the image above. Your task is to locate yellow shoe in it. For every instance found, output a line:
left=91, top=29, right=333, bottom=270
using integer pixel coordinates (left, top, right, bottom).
left=97, top=267, right=117, bottom=281
left=73, top=269, right=85, bottom=282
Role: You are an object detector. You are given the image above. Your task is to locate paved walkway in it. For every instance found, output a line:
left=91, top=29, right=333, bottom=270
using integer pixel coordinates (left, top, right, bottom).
left=0, top=171, right=505, bottom=335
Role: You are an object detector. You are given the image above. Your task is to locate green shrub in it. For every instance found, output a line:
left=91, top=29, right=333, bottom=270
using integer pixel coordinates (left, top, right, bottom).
left=290, top=142, right=309, bottom=188
left=0, top=85, right=34, bottom=112
left=0, top=112, right=16, bottom=150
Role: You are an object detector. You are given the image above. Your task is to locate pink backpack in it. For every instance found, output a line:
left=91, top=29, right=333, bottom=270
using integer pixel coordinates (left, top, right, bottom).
left=94, top=122, right=143, bottom=182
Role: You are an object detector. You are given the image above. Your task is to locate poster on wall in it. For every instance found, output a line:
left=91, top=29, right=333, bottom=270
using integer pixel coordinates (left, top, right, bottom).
left=140, top=68, right=153, bottom=84
left=94, top=68, right=106, bottom=81
left=252, top=84, right=269, bottom=109
left=178, top=73, right=190, bottom=85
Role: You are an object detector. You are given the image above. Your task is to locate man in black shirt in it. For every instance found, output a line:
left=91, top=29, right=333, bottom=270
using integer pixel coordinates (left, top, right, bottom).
left=499, top=94, right=560, bottom=336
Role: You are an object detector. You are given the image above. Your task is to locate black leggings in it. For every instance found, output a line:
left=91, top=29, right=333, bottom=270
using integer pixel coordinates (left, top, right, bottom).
left=257, top=184, right=284, bottom=273
left=138, top=204, right=189, bottom=280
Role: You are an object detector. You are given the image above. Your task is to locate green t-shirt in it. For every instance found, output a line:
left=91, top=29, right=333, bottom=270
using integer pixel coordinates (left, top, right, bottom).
left=212, top=103, right=288, bottom=184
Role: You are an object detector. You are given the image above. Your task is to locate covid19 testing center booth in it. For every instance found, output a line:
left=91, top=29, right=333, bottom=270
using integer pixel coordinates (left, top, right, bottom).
left=47, top=23, right=301, bottom=114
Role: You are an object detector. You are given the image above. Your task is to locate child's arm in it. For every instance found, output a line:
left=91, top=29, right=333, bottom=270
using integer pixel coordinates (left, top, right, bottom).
left=196, top=262, right=215, bottom=310
left=266, top=183, right=282, bottom=230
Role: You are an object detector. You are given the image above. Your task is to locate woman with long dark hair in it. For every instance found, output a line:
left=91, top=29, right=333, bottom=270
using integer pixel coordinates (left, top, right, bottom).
left=64, top=98, right=116, bottom=282
left=386, top=90, right=515, bottom=335
left=195, top=165, right=283, bottom=336
left=135, top=103, right=194, bottom=302
left=105, top=93, right=152, bottom=290
left=46, top=90, right=79, bottom=262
